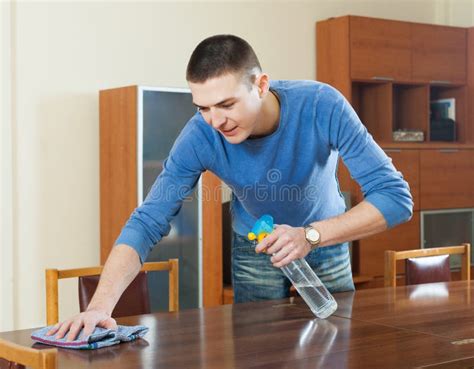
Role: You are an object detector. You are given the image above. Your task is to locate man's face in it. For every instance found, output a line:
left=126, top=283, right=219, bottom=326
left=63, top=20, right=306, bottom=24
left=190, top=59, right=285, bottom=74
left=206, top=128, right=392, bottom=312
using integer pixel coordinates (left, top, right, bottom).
left=188, top=72, right=263, bottom=144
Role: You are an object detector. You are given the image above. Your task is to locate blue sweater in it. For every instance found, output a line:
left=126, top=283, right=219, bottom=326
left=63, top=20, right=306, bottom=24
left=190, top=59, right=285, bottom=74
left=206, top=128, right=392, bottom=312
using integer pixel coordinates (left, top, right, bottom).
left=116, top=81, right=413, bottom=263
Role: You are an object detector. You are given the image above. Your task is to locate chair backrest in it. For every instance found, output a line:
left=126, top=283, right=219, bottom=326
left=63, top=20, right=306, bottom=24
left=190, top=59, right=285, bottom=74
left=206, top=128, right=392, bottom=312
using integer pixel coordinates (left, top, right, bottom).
left=0, top=339, right=57, bottom=369
left=45, top=260, right=179, bottom=325
left=384, top=244, right=471, bottom=287
left=405, top=254, right=451, bottom=285
left=78, top=271, right=151, bottom=318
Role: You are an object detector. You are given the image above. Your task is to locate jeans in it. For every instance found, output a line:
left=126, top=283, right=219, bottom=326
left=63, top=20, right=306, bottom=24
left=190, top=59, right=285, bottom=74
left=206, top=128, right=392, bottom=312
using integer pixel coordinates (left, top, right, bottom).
left=231, top=232, right=355, bottom=303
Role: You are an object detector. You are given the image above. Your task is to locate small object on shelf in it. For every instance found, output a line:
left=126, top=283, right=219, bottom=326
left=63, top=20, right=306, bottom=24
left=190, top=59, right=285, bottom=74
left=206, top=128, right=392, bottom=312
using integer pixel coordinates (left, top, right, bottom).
left=430, top=97, right=456, bottom=142
left=430, top=118, right=456, bottom=142
left=392, top=129, right=424, bottom=142
left=430, top=98, right=456, bottom=121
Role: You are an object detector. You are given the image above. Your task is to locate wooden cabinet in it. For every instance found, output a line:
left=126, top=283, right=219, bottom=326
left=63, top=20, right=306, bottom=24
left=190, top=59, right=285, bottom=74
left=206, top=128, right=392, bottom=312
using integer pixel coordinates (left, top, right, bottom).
left=429, top=85, right=469, bottom=143
left=348, top=17, right=467, bottom=84
left=318, top=16, right=474, bottom=284
left=412, top=24, right=467, bottom=84
left=351, top=82, right=393, bottom=141
left=392, top=84, right=429, bottom=137
left=317, top=16, right=473, bottom=145
left=469, top=29, right=474, bottom=144
left=350, top=17, right=411, bottom=81
left=100, top=86, right=223, bottom=308
left=358, top=212, right=420, bottom=277
left=420, top=149, right=474, bottom=209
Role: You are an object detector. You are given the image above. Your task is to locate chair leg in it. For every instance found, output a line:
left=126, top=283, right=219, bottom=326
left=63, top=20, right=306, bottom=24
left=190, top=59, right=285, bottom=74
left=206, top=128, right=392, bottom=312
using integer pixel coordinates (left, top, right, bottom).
left=461, top=243, right=471, bottom=281
left=168, top=259, right=179, bottom=312
left=45, top=269, right=59, bottom=325
left=384, top=251, right=397, bottom=287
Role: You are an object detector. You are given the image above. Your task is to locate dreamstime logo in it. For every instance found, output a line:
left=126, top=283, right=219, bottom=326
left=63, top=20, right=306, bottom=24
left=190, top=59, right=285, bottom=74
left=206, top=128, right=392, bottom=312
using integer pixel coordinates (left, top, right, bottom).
left=266, top=168, right=282, bottom=183
left=144, top=168, right=319, bottom=203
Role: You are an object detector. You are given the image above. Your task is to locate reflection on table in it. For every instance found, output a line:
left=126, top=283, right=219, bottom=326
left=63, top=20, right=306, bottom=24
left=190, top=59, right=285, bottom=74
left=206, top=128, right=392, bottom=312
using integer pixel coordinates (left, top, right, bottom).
left=1, top=281, right=474, bottom=369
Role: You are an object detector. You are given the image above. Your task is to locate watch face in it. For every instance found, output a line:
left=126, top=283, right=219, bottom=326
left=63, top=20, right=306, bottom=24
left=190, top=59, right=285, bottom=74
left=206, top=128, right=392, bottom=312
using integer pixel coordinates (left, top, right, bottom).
left=307, top=228, right=320, bottom=243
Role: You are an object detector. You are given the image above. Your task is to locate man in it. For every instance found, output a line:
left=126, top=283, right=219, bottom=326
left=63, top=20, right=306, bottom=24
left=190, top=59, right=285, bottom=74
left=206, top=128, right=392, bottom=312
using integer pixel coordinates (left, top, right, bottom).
left=48, top=34, right=412, bottom=341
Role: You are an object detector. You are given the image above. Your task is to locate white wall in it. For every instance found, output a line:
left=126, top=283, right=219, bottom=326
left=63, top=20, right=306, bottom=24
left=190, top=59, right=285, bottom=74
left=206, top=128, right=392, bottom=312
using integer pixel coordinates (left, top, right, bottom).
left=1, top=0, right=15, bottom=332
left=1, top=0, right=473, bottom=331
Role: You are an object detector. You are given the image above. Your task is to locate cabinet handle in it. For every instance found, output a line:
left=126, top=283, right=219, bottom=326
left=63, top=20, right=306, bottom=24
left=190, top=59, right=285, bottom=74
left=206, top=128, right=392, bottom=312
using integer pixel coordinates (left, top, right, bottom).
left=430, top=80, right=451, bottom=85
left=372, top=76, right=394, bottom=81
left=438, top=149, right=459, bottom=153
left=384, top=149, right=402, bottom=153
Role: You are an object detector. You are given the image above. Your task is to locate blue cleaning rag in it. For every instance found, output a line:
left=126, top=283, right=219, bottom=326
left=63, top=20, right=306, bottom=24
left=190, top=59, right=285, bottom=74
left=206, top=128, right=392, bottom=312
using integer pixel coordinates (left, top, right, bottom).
left=31, top=325, right=148, bottom=350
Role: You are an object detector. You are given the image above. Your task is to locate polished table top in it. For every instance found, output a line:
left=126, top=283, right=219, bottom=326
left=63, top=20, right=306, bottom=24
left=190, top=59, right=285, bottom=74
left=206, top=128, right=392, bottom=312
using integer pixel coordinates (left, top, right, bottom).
left=2, top=281, right=474, bottom=369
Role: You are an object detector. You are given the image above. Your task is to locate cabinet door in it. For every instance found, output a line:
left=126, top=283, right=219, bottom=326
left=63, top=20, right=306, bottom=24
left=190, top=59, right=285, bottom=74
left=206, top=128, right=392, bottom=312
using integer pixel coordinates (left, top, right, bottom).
left=383, top=149, right=420, bottom=211
left=141, top=89, right=203, bottom=311
left=358, top=212, right=420, bottom=277
left=420, top=149, right=474, bottom=209
left=101, top=87, right=224, bottom=310
left=412, top=24, right=467, bottom=84
left=350, top=17, right=411, bottom=81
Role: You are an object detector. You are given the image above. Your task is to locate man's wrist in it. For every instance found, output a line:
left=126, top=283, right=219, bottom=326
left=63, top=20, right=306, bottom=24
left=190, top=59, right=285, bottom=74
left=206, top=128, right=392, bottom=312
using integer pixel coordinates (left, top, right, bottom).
left=86, top=300, right=113, bottom=316
left=303, top=224, right=321, bottom=250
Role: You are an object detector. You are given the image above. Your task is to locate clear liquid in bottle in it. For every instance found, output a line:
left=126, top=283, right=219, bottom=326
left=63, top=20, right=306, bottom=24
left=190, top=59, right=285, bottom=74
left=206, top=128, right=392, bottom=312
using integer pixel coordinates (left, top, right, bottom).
left=247, top=214, right=337, bottom=319
left=281, top=259, right=337, bottom=319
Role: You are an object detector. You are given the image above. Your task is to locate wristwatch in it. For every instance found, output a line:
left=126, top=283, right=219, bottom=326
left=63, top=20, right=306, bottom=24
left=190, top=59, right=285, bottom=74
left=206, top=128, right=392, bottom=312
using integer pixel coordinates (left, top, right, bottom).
left=304, top=225, right=321, bottom=250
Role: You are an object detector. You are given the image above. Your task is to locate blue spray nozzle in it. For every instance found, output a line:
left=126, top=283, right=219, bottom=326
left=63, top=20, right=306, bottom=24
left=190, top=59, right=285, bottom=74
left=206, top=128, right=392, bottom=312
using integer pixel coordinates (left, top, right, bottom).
left=248, top=214, right=274, bottom=243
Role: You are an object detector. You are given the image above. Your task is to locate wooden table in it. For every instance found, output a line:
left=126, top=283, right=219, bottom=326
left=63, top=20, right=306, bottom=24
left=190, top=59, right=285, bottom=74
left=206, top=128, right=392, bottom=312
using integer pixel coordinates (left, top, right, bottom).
left=2, top=281, right=474, bottom=369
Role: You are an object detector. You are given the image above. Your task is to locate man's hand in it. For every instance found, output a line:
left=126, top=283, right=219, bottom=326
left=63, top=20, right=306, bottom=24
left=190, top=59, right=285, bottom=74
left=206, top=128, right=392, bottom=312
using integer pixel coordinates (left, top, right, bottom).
left=44, top=244, right=141, bottom=342
left=46, top=309, right=117, bottom=342
left=255, top=224, right=311, bottom=267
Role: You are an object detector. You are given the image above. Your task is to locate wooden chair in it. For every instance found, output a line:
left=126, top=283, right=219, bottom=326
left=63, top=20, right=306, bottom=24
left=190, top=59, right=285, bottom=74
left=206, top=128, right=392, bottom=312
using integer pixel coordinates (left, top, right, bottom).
left=384, top=244, right=471, bottom=287
left=0, top=339, right=56, bottom=369
left=45, top=260, right=179, bottom=325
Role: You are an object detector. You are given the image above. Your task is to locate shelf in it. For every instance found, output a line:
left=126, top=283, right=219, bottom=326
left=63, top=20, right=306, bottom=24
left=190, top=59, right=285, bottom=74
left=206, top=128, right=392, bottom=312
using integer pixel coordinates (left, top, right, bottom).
left=352, top=81, right=392, bottom=142
left=352, top=78, right=465, bottom=87
left=379, top=142, right=474, bottom=150
left=351, top=80, right=470, bottom=144
left=393, top=83, right=429, bottom=136
left=430, top=85, right=468, bottom=143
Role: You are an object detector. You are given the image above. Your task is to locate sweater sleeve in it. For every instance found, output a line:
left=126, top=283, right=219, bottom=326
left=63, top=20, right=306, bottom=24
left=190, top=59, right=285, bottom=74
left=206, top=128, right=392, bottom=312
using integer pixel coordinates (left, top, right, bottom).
left=114, top=120, right=210, bottom=263
left=319, top=84, right=413, bottom=228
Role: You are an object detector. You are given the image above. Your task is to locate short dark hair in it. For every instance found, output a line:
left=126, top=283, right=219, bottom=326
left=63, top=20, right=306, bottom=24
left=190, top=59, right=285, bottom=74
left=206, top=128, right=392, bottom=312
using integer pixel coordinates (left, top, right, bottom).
left=186, top=34, right=262, bottom=86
